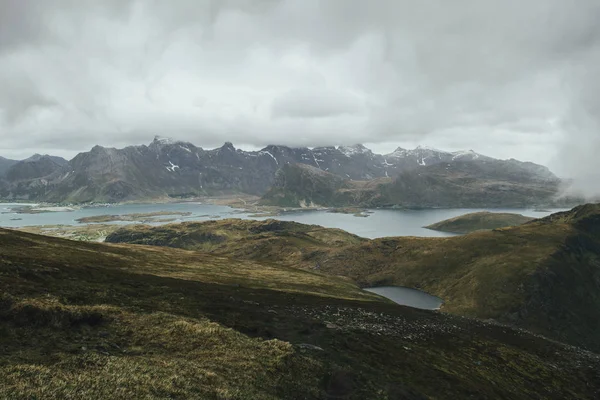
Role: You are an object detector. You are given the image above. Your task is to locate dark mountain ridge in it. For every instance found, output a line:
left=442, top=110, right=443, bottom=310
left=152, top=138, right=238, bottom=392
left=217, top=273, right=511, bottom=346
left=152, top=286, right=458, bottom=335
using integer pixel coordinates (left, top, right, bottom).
left=0, top=137, right=563, bottom=204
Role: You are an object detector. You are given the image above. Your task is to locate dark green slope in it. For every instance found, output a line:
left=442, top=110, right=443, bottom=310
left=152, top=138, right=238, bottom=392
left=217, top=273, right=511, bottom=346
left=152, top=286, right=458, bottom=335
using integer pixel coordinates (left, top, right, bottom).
left=3, top=228, right=600, bottom=398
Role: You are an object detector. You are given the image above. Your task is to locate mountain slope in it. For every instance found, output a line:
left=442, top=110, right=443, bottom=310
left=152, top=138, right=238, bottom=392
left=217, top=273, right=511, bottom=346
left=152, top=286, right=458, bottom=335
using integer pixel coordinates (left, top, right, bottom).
left=2, top=228, right=600, bottom=399
left=0, top=138, right=563, bottom=204
left=0, top=155, right=70, bottom=200
left=261, top=163, right=355, bottom=207
left=106, top=204, right=600, bottom=352
left=375, top=160, right=563, bottom=207
left=0, top=156, right=18, bottom=177
left=5, top=155, right=68, bottom=182
left=262, top=160, right=566, bottom=208
left=23, top=153, right=69, bottom=166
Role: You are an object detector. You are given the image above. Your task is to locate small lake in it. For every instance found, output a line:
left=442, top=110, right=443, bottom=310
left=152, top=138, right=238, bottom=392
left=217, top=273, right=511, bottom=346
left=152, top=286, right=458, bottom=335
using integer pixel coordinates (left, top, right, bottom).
left=0, top=202, right=565, bottom=239
left=364, top=286, right=444, bottom=310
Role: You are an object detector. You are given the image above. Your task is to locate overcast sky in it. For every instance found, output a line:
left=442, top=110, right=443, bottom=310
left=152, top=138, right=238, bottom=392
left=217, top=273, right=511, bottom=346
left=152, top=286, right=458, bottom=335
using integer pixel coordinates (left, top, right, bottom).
left=1, top=0, right=599, bottom=191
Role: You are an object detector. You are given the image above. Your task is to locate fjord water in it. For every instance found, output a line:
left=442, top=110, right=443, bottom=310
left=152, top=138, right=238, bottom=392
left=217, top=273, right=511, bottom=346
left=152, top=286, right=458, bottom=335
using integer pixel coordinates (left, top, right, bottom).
left=0, top=202, right=564, bottom=239
left=364, top=286, right=444, bottom=310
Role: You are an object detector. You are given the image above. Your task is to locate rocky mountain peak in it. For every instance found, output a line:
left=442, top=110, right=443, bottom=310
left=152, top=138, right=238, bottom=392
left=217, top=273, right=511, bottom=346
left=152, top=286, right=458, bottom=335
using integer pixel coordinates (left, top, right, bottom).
left=338, top=144, right=372, bottom=157
left=220, top=142, right=236, bottom=152
left=414, top=145, right=443, bottom=152
left=386, top=147, right=408, bottom=157
left=152, top=136, right=174, bottom=145
left=23, top=154, right=68, bottom=166
left=262, top=144, right=281, bottom=152
left=24, top=153, right=44, bottom=162
left=313, top=146, right=337, bottom=152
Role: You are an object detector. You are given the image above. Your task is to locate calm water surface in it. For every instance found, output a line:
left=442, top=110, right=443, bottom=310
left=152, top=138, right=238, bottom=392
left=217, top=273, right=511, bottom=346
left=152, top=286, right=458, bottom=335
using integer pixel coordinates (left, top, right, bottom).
left=0, top=202, right=564, bottom=239
left=364, top=286, right=444, bottom=310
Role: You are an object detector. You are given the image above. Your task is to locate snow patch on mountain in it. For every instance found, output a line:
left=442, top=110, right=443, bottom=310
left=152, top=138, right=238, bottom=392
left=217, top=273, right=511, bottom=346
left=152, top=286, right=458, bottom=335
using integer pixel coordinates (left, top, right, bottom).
left=452, top=150, right=480, bottom=160
left=260, top=150, right=279, bottom=165
left=338, top=144, right=371, bottom=157
left=166, top=161, right=180, bottom=172
left=385, top=147, right=409, bottom=158
left=154, top=136, right=174, bottom=145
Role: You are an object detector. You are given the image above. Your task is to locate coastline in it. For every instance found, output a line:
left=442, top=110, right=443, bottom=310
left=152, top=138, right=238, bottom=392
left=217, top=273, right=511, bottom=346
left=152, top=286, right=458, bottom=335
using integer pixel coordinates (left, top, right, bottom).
left=1, top=192, right=580, bottom=219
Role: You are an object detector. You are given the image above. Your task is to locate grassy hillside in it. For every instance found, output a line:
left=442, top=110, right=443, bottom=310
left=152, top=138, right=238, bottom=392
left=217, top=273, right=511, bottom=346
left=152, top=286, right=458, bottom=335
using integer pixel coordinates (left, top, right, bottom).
left=3, top=228, right=600, bottom=398
left=425, top=211, right=534, bottom=233
left=105, top=219, right=366, bottom=264
left=107, top=205, right=600, bottom=352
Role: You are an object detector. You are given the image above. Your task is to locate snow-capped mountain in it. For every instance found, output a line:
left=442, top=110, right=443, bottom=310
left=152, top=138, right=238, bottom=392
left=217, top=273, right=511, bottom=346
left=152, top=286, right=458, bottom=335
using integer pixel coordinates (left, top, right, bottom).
left=385, top=146, right=490, bottom=166
left=0, top=137, right=559, bottom=203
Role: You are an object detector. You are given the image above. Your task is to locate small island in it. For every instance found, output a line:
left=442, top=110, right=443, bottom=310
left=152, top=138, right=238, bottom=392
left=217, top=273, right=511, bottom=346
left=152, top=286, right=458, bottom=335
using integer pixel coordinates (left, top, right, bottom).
left=76, top=211, right=192, bottom=224
left=425, top=211, right=534, bottom=234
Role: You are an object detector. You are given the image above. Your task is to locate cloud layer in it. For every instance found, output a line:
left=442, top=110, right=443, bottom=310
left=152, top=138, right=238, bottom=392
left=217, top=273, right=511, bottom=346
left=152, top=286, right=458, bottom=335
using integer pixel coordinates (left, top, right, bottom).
left=0, top=0, right=599, bottom=194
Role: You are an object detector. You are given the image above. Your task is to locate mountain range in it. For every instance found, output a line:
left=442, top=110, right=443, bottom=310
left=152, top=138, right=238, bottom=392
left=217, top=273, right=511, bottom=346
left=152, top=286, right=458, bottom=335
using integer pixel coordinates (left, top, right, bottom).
left=0, top=137, right=566, bottom=205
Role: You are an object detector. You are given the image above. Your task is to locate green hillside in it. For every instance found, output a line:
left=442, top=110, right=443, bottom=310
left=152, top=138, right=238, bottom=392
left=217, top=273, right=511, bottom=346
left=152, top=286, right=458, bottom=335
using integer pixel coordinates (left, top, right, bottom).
left=3, top=228, right=600, bottom=398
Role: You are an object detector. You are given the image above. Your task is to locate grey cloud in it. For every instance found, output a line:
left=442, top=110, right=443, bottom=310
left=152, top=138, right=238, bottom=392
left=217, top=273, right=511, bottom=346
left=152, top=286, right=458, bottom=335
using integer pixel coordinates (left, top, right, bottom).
left=552, top=44, right=600, bottom=198
left=0, top=0, right=133, bottom=53
left=0, top=68, right=57, bottom=124
left=0, top=0, right=47, bottom=52
left=271, top=89, right=365, bottom=119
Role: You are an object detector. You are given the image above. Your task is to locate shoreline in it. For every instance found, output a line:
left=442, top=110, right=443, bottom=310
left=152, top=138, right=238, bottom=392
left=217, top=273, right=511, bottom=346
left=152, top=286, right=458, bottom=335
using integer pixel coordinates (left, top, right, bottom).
left=1, top=194, right=578, bottom=218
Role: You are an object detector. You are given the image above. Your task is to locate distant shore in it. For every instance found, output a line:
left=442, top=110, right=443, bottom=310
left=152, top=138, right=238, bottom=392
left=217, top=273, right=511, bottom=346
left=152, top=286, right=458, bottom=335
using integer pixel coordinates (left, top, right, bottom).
left=1, top=193, right=579, bottom=219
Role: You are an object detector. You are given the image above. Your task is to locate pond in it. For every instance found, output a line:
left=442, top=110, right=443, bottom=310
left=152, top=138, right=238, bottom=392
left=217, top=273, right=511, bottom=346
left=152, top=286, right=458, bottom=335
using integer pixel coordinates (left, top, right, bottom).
left=364, top=286, right=444, bottom=310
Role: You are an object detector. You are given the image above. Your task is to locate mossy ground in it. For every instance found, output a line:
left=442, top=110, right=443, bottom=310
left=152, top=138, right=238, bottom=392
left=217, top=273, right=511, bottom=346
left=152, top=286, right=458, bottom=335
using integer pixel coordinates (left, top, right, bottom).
left=2, top=228, right=600, bottom=398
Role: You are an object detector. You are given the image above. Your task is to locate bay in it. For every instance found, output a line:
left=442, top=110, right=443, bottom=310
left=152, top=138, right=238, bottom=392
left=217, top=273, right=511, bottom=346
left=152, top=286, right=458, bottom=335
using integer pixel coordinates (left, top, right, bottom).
left=0, top=202, right=565, bottom=239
